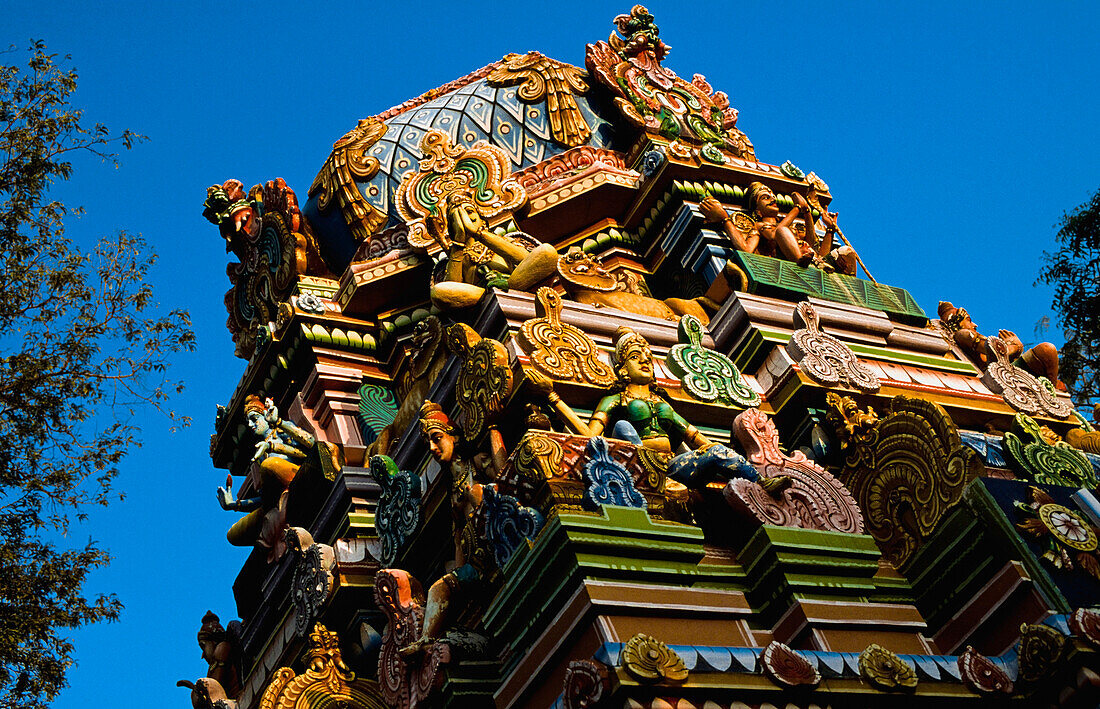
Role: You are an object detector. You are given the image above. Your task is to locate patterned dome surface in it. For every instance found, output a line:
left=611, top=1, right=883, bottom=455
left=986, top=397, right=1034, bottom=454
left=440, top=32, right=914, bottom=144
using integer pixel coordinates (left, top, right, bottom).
left=303, top=70, right=620, bottom=271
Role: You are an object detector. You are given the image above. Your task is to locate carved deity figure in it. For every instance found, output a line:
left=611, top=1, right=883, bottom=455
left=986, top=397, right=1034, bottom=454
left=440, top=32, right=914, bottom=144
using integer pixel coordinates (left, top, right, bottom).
left=556, top=249, right=730, bottom=324
left=938, top=301, right=1064, bottom=390
left=700, top=182, right=857, bottom=275
left=531, top=326, right=790, bottom=495
left=197, top=611, right=241, bottom=698
left=217, top=395, right=316, bottom=550
left=400, top=401, right=505, bottom=656
left=429, top=191, right=559, bottom=310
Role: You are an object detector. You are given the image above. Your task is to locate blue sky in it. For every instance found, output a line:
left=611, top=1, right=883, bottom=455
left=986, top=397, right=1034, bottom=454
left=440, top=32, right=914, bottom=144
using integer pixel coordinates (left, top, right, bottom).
left=4, top=1, right=1100, bottom=706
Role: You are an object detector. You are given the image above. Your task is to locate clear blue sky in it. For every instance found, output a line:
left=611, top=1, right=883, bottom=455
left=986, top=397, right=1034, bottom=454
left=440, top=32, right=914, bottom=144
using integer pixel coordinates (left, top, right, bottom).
left=4, top=1, right=1100, bottom=706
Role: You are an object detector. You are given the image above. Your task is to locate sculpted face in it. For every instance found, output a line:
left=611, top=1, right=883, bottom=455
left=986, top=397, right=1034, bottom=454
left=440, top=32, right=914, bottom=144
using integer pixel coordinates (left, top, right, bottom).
left=247, top=411, right=269, bottom=436
left=619, top=347, right=654, bottom=385
left=753, top=185, right=779, bottom=217
left=427, top=429, right=457, bottom=464
left=447, top=200, right=486, bottom=239
left=558, top=251, right=618, bottom=292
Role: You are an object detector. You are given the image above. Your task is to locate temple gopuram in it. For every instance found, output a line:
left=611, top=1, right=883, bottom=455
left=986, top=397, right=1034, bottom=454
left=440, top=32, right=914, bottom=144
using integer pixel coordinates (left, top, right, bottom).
left=185, top=7, right=1100, bottom=709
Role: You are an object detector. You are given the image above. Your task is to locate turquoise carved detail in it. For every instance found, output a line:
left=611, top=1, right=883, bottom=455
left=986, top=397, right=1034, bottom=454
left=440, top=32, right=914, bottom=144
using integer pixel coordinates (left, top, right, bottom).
left=368, top=454, right=422, bottom=565
left=581, top=436, right=645, bottom=510
left=357, top=383, right=399, bottom=445
left=667, top=314, right=760, bottom=407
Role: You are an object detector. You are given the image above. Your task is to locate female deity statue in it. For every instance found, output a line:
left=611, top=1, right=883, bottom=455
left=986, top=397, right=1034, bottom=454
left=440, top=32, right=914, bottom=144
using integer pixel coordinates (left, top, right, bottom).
left=400, top=401, right=505, bottom=656
left=531, top=326, right=790, bottom=495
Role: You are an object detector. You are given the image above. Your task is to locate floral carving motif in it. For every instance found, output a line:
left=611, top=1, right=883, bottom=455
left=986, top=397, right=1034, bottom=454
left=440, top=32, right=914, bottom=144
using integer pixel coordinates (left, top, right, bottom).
left=1070, top=607, right=1100, bottom=649
left=562, top=659, right=610, bottom=709
left=584, top=5, right=754, bottom=163
left=487, top=52, right=592, bottom=148
left=1017, top=623, right=1066, bottom=683
left=474, top=484, right=544, bottom=568
left=368, top=455, right=422, bottom=566
left=667, top=314, right=760, bottom=407
left=982, top=335, right=1074, bottom=418
left=259, top=624, right=387, bottom=709
left=513, top=147, right=632, bottom=195
left=1015, top=486, right=1100, bottom=580
left=308, top=117, right=389, bottom=242
left=1003, top=413, right=1097, bottom=488
left=761, top=641, right=820, bottom=688
left=858, top=644, right=917, bottom=691
left=622, top=633, right=688, bottom=683
left=828, top=395, right=981, bottom=567
left=957, top=645, right=1013, bottom=695
left=444, top=323, right=514, bottom=440
left=395, top=130, right=526, bottom=250
left=786, top=301, right=880, bottom=392
left=582, top=436, right=646, bottom=510
left=519, top=287, right=617, bottom=387
left=725, top=408, right=863, bottom=534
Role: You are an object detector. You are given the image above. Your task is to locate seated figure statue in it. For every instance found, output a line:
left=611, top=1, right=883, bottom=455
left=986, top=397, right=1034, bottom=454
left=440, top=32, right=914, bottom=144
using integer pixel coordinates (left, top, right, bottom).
left=217, top=395, right=315, bottom=549
left=428, top=191, right=559, bottom=310
left=531, top=326, right=789, bottom=495
left=938, top=301, right=1064, bottom=390
left=700, top=181, right=857, bottom=275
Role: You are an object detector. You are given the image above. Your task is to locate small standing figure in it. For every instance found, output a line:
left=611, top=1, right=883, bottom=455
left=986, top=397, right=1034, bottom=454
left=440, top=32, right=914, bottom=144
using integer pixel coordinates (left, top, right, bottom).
left=531, top=326, right=790, bottom=495
left=938, top=301, right=1064, bottom=390
left=217, top=395, right=316, bottom=550
left=400, top=401, right=505, bottom=656
left=197, top=611, right=241, bottom=699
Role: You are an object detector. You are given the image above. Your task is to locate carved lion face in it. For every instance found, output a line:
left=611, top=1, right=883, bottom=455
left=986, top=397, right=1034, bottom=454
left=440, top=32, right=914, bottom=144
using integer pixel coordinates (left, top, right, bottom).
left=557, top=250, right=618, bottom=292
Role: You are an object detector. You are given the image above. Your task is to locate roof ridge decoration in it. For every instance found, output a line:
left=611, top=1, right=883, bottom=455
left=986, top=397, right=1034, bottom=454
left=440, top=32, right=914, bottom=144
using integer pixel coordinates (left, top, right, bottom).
left=308, top=117, right=389, bottom=244
left=395, top=129, right=527, bottom=251
left=585, top=4, right=755, bottom=164
left=983, top=335, right=1074, bottom=419
left=373, top=61, right=503, bottom=122
left=486, top=51, right=592, bottom=148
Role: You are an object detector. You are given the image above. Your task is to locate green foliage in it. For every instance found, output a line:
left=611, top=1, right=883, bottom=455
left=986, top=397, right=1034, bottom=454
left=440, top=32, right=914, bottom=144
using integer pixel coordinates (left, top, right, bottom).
left=1039, top=186, right=1100, bottom=411
left=0, top=42, right=195, bottom=707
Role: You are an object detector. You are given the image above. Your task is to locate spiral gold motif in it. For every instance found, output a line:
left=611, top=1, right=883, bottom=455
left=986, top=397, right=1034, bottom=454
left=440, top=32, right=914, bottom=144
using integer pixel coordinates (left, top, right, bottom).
left=519, top=287, right=616, bottom=387
left=621, top=633, right=688, bottom=683
left=445, top=323, right=514, bottom=440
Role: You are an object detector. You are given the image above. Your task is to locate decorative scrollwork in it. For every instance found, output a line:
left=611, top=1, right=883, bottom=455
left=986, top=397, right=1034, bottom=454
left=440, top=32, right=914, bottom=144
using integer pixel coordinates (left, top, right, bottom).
left=444, top=323, right=514, bottom=440
left=474, top=484, right=544, bottom=568
left=487, top=51, right=591, bottom=148
left=1003, top=413, right=1097, bottom=488
left=761, top=641, right=820, bottom=688
left=827, top=395, right=981, bottom=567
left=1017, top=623, right=1066, bottom=683
left=357, top=384, right=399, bottom=446
left=582, top=436, right=646, bottom=510
left=584, top=6, right=754, bottom=162
left=622, top=633, right=688, bottom=683
left=786, top=301, right=880, bottom=392
left=286, top=528, right=336, bottom=638
left=957, top=645, right=1013, bottom=695
left=726, top=408, right=863, bottom=533
left=858, top=643, right=917, bottom=691
left=308, top=117, right=389, bottom=242
left=374, top=570, right=448, bottom=709
left=395, top=130, right=527, bottom=250
left=983, top=336, right=1074, bottom=419
left=666, top=314, right=760, bottom=407
left=562, top=659, right=609, bottom=709
left=259, top=623, right=387, bottom=709
left=368, top=455, right=422, bottom=566
left=519, top=287, right=616, bottom=387
left=1070, top=607, right=1100, bottom=649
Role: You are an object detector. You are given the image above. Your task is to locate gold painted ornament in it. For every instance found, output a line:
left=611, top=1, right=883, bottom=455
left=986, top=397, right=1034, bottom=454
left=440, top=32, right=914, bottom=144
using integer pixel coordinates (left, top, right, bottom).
left=858, top=643, right=918, bottom=691
left=519, top=287, right=616, bottom=387
left=487, top=51, right=592, bottom=148
left=621, top=633, right=688, bottom=683
left=444, top=323, right=514, bottom=440
left=308, top=117, right=389, bottom=242
left=259, top=624, right=388, bottom=709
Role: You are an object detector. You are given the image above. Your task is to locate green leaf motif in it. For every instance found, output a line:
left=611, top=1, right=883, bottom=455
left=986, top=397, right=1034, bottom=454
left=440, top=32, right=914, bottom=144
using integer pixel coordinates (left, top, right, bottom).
left=666, top=314, right=761, bottom=408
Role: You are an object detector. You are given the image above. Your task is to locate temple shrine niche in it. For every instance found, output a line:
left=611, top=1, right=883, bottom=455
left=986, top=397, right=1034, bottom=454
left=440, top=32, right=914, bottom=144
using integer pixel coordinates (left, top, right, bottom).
left=189, top=7, right=1100, bottom=709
